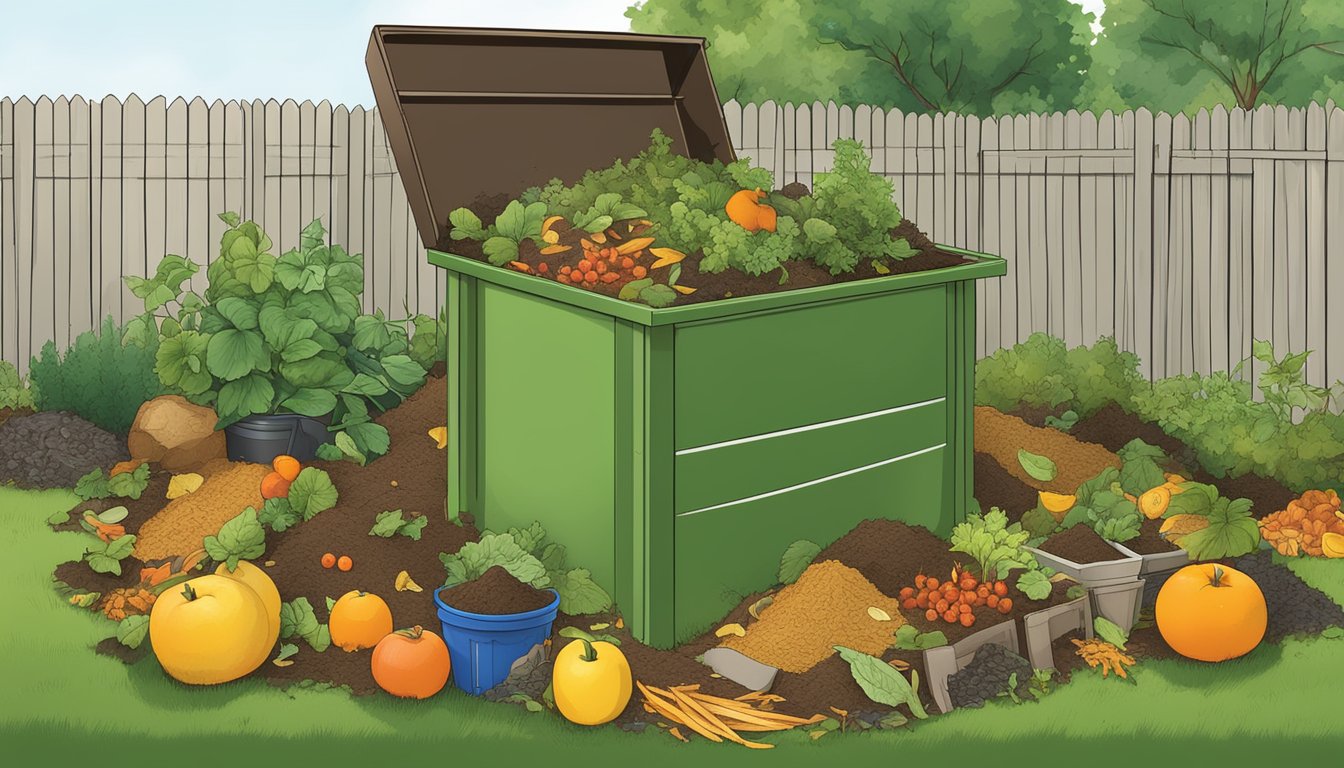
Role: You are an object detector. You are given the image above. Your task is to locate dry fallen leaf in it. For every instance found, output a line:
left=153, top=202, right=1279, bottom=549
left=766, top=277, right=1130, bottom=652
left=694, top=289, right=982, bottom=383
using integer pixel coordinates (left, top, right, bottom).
left=672, top=284, right=697, bottom=295
left=540, top=215, right=563, bottom=237
left=395, top=570, right=423, bottom=593
left=714, top=623, right=747, bottom=638
left=272, top=659, right=295, bottom=668
left=428, top=427, right=448, bottom=449
left=649, top=247, right=686, bottom=269
left=590, top=232, right=607, bottom=244
left=508, top=261, right=532, bottom=273
left=165, top=472, right=204, bottom=500
left=867, top=606, right=892, bottom=622
left=888, top=658, right=912, bottom=671
left=589, top=622, right=611, bottom=631
left=616, top=237, right=655, bottom=255
left=539, top=243, right=571, bottom=255
left=615, top=617, right=625, bottom=629
left=264, top=560, right=276, bottom=567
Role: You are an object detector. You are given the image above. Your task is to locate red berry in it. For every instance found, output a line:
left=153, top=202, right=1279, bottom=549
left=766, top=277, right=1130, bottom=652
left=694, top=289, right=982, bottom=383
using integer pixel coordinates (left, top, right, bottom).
left=899, top=587, right=915, bottom=599
left=994, top=581, right=1009, bottom=597
left=942, top=609, right=958, bottom=623
left=902, top=598, right=918, bottom=610
left=997, top=598, right=1014, bottom=614
left=925, top=608, right=938, bottom=622
left=959, top=613, right=976, bottom=628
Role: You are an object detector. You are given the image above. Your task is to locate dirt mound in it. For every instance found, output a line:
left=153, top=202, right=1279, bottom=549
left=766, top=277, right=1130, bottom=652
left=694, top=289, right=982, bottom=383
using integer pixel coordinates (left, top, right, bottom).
left=976, top=406, right=1121, bottom=494
left=1123, top=517, right=1179, bottom=555
left=721, top=560, right=905, bottom=674
left=260, top=374, right=477, bottom=694
left=133, top=461, right=269, bottom=561
left=1070, top=403, right=1297, bottom=519
left=0, top=410, right=128, bottom=488
left=438, top=565, right=554, bottom=615
left=973, top=451, right=1039, bottom=521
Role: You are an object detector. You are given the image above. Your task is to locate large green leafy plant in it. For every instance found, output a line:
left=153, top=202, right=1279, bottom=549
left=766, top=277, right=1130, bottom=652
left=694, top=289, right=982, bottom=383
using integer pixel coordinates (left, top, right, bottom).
left=0, top=360, right=34, bottom=411
left=439, top=521, right=612, bottom=616
left=127, top=214, right=430, bottom=460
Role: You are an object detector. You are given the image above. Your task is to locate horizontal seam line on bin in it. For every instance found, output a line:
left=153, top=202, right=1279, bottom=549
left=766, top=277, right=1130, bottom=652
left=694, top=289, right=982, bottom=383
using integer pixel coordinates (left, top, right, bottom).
left=675, top=442, right=947, bottom=518
left=673, top=397, right=947, bottom=456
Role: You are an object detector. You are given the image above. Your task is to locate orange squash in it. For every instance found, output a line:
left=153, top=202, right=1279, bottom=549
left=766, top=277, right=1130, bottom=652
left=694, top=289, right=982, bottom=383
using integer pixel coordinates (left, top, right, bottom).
left=329, top=590, right=393, bottom=652
left=260, top=471, right=291, bottom=499
left=1155, top=564, right=1266, bottom=662
left=725, top=188, right=768, bottom=232
left=272, top=454, right=301, bottom=482
left=371, top=625, right=451, bottom=699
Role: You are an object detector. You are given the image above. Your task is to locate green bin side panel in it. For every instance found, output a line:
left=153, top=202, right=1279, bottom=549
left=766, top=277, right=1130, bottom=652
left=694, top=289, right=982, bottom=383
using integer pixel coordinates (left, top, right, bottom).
left=672, top=286, right=948, bottom=450
left=475, top=282, right=619, bottom=593
left=673, top=399, right=947, bottom=514
left=672, top=446, right=948, bottom=643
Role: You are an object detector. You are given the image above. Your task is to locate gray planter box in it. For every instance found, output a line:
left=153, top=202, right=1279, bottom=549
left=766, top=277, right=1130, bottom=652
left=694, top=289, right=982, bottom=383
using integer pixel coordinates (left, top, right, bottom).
left=1089, top=578, right=1146, bottom=633
left=1020, top=595, right=1093, bottom=672
left=924, top=620, right=1019, bottom=715
left=1025, top=542, right=1142, bottom=587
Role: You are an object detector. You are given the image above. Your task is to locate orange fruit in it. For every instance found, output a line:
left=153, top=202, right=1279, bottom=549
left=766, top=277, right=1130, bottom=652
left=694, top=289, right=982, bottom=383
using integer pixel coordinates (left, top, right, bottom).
left=1156, top=564, right=1266, bottom=662
left=321, top=553, right=336, bottom=569
left=337, top=555, right=353, bottom=572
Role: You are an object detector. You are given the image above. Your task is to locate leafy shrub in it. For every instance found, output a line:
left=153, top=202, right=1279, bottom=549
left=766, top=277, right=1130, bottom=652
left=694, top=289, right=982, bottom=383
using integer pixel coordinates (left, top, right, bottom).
left=975, top=333, right=1143, bottom=418
left=948, top=508, right=1037, bottom=581
left=28, top=316, right=163, bottom=434
left=0, top=360, right=34, bottom=411
left=128, top=214, right=427, bottom=461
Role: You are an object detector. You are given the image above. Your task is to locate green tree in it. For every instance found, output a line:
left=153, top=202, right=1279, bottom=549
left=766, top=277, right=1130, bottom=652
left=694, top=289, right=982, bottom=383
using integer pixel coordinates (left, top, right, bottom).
left=627, top=0, right=1096, bottom=114
left=1085, top=0, right=1344, bottom=112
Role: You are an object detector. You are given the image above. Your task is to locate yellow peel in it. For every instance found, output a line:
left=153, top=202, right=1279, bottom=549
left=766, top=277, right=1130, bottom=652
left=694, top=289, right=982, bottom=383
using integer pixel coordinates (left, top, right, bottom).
left=714, top=623, right=746, bottom=638
left=428, top=426, right=448, bottom=449
left=649, top=247, right=686, bottom=269
left=539, top=244, right=571, bottom=255
left=616, top=237, right=656, bottom=255
left=166, top=472, right=204, bottom=500
left=673, top=284, right=697, bottom=295
left=540, top=215, right=563, bottom=236
left=395, top=570, right=424, bottom=593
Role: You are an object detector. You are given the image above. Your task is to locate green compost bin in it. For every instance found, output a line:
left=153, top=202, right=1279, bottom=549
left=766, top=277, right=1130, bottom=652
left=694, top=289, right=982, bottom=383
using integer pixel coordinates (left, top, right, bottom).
left=367, top=25, right=1007, bottom=648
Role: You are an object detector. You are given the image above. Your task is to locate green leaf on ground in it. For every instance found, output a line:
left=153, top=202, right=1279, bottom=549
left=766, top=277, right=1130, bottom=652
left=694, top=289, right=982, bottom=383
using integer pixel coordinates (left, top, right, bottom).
left=833, top=646, right=928, bottom=719
left=202, top=508, right=266, bottom=570
left=1017, top=449, right=1058, bottom=482
left=778, top=540, right=822, bottom=585
left=116, top=615, right=150, bottom=649
left=1094, top=616, right=1129, bottom=650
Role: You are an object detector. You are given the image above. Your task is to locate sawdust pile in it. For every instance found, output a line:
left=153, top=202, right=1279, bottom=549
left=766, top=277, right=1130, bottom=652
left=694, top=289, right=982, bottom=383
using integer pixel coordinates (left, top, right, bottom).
left=133, top=460, right=269, bottom=561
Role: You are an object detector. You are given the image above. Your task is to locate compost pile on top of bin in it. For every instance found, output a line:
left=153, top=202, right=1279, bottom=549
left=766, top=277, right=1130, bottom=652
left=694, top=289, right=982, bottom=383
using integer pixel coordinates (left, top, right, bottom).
left=442, top=130, right=969, bottom=307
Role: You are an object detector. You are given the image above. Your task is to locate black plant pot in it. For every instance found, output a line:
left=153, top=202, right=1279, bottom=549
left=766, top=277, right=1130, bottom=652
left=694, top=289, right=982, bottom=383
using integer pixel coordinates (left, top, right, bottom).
left=224, top=414, right=332, bottom=464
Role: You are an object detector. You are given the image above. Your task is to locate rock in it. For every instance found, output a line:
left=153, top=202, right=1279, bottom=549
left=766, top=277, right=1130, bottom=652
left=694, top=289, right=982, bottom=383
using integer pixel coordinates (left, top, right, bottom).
left=702, top=647, right=779, bottom=692
left=946, top=643, right=1032, bottom=710
left=127, top=396, right=226, bottom=470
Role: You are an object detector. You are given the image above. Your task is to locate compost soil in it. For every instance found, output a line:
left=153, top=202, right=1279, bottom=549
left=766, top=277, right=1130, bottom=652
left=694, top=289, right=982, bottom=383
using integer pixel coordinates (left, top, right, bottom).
left=974, top=406, right=1122, bottom=494
left=438, top=566, right=554, bottom=615
left=1122, top=517, right=1179, bottom=555
left=720, top=559, right=905, bottom=673
left=946, top=643, right=1032, bottom=709
left=973, top=451, right=1039, bottom=522
left=1038, top=525, right=1127, bottom=564
left=261, top=374, right=477, bottom=693
left=0, top=410, right=129, bottom=489
left=0, top=405, right=34, bottom=429
left=451, top=211, right=969, bottom=307
left=1069, top=402, right=1297, bottom=519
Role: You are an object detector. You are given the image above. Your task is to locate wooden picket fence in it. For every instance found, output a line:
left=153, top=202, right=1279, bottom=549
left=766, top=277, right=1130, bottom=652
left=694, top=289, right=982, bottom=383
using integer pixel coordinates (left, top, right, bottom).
left=2, top=95, right=1342, bottom=388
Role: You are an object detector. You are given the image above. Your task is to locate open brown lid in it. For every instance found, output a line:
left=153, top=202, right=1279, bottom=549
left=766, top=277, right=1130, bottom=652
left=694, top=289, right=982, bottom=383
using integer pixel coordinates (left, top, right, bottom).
left=366, top=26, right=736, bottom=250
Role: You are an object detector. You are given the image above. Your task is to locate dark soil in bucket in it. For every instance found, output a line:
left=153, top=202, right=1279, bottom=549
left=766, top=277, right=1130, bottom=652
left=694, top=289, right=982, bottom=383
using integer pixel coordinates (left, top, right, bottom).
left=439, top=566, right=553, bottom=615
left=1069, top=402, right=1297, bottom=519
left=0, top=410, right=129, bottom=489
left=1038, top=525, right=1127, bottom=564
left=451, top=214, right=971, bottom=308
left=973, top=451, right=1039, bottom=522
left=1122, top=517, right=1179, bottom=555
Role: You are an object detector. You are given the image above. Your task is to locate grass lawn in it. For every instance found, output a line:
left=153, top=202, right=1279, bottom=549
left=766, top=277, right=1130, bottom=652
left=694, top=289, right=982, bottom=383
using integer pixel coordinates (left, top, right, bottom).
left=3, top=484, right=1342, bottom=767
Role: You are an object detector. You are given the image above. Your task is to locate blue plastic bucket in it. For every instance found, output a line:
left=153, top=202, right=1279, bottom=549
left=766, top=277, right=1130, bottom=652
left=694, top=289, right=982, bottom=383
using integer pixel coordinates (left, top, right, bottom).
left=433, top=587, right=560, bottom=695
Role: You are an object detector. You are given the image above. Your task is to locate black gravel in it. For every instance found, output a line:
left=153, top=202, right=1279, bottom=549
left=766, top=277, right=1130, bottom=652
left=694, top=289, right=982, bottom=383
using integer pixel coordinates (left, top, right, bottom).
left=1232, top=550, right=1344, bottom=643
left=946, top=643, right=1032, bottom=709
left=0, top=411, right=128, bottom=489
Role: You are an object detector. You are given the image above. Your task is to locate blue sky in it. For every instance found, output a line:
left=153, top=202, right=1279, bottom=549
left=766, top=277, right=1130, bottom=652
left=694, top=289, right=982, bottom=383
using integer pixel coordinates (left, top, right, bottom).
left=0, top=0, right=1105, bottom=105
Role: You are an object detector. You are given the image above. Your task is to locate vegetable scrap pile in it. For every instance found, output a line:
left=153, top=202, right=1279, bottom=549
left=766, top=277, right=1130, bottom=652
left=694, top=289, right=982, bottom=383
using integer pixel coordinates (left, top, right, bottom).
left=437, top=565, right=554, bottom=615
left=133, top=461, right=270, bottom=561
left=946, top=643, right=1033, bottom=709
left=1071, top=638, right=1136, bottom=679
left=974, top=406, right=1121, bottom=494
left=636, top=682, right=826, bottom=749
left=1259, top=489, right=1344, bottom=558
left=720, top=560, right=903, bottom=674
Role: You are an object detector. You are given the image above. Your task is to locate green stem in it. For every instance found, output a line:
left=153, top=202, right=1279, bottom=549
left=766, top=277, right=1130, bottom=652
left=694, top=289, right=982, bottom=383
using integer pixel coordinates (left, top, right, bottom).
left=579, top=638, right=598, bottom=662
left=181, top=582, right=198, bottom=602
left=1209, top=565, right=1227, bottom=588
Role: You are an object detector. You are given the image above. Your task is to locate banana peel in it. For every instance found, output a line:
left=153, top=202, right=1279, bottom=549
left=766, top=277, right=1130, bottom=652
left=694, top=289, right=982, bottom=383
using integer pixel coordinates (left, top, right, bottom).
left=395, top=570, right=423, bottom=593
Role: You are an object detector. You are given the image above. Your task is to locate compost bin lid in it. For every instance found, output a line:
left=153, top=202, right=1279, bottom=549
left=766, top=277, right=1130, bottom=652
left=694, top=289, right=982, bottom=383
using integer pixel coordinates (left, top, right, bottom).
left=366, top=26, right=737, bottom=250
